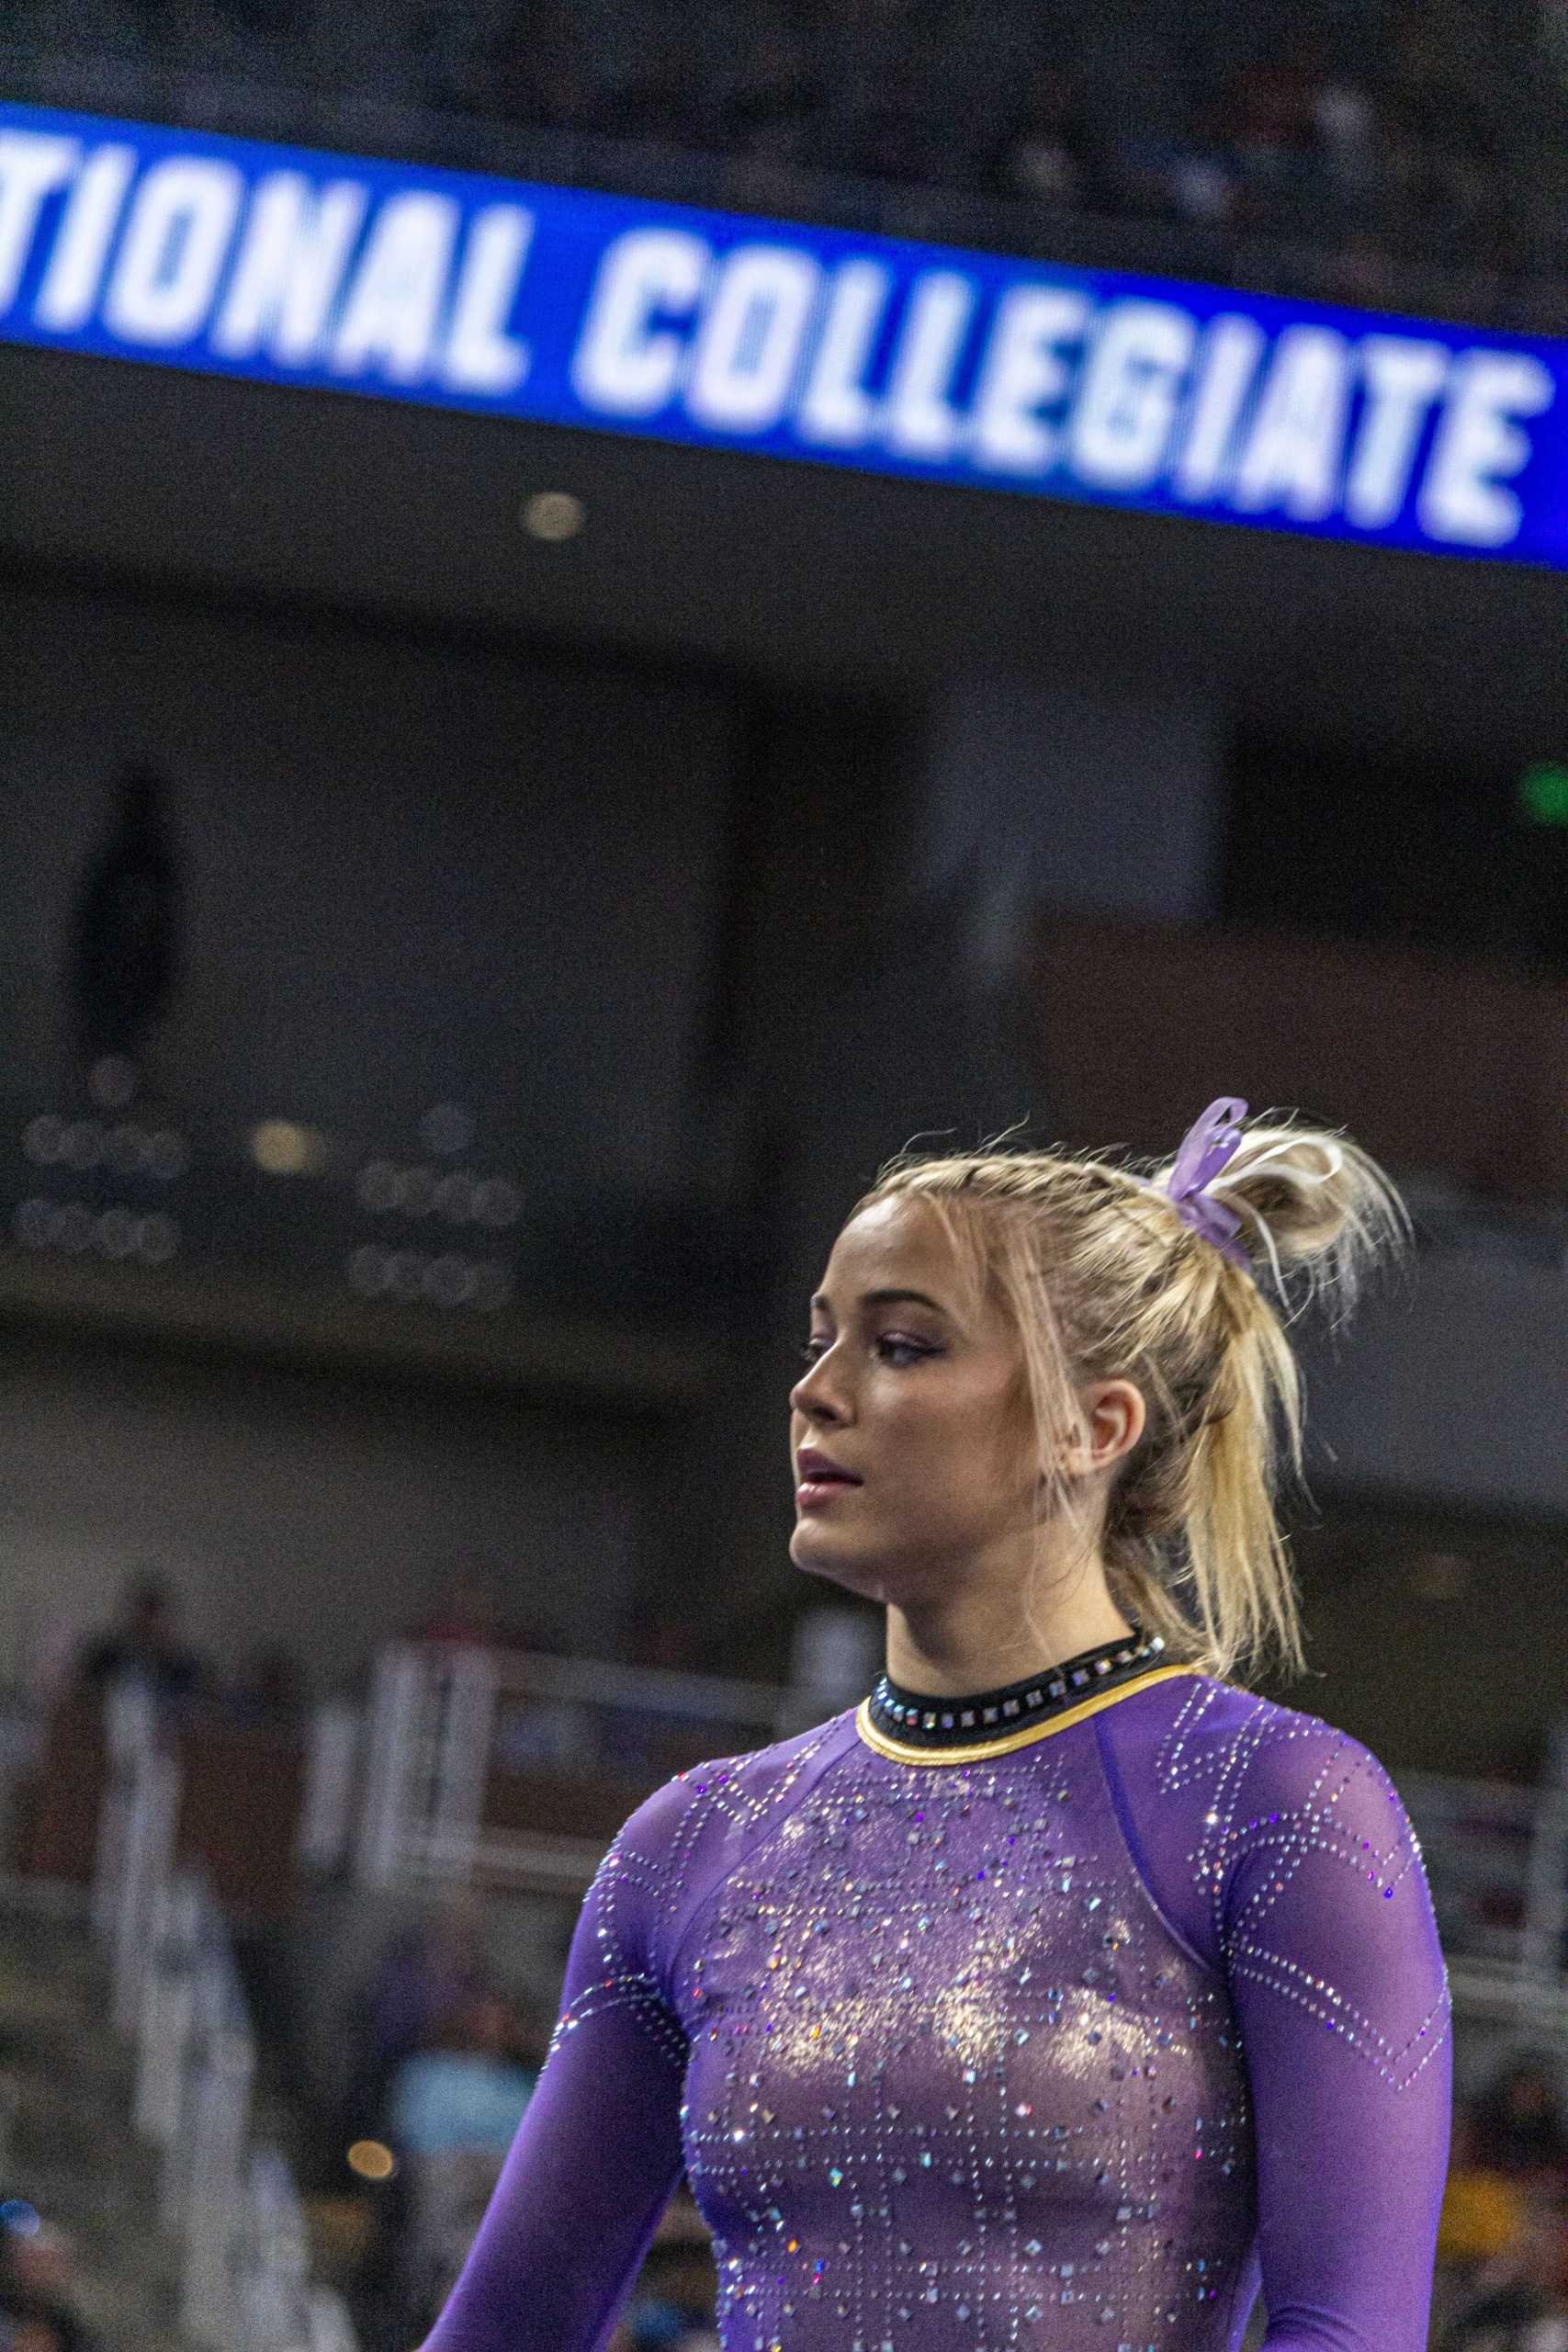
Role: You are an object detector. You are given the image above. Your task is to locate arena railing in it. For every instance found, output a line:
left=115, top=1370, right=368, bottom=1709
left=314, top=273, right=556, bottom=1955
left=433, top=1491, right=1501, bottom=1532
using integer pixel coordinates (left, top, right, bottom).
left=355, top=1640, right=826, bottom=1894
left=237, top=2143, right=363, bottom=2352
left=1401, top=1770, right=1568, bottom=2033
left=91, top=1679, right=360, bottom=2352
left=355, top=1643, right=1568, bottom=2036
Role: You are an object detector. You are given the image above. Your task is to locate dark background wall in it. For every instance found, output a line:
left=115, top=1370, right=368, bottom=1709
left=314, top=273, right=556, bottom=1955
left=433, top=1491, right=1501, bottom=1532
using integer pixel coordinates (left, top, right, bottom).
left=0, top=1328, right=655, bottom=1700
left=0, top=323, right=1562, bottom=1770
left=0, top=582, right=739, bottom=1204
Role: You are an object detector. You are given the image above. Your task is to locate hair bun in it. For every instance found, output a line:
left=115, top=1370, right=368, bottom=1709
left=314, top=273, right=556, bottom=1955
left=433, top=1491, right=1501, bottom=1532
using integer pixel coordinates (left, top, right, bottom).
left=1198, top=1117, right=1414, bottom=1323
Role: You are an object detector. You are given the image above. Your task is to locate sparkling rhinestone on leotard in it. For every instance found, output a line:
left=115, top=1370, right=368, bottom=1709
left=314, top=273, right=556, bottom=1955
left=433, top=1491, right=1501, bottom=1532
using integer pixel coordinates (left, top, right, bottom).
left=470, top=1667, right=1451, bottom=2352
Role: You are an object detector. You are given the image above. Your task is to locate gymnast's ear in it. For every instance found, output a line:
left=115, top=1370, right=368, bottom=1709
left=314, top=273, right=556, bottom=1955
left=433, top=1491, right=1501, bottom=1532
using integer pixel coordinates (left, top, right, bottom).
left=1059, top=1380, right=1145, bottom=1479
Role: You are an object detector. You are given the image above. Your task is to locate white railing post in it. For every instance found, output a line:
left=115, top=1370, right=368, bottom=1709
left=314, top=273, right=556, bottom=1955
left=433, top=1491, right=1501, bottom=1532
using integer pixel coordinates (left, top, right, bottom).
left=133, top=1867, right=202, bottom=2145
left=235, top=2144, right=310, bottom=2352
left=92, top=1675, right=157, bottom=1948
left=355, top=1645, right=426, bottom=1888
left=159, top=1899, right=231, bottom=2240
left=147, top=1871, right=362, bottom=2348
left=1521, top=1791, right=1568, bottom=1991
left=179, top=2010, right=255, bottom=2346
left=111, top=1743, right=180, bottom=2039
left=298, top=1697, right=362, bottom=1876
left=353, top=1639, right=803, bottom=1897
left=425, top=1647, right=497, bottom=1878
left=307, top=2285, right=362, bottom=2352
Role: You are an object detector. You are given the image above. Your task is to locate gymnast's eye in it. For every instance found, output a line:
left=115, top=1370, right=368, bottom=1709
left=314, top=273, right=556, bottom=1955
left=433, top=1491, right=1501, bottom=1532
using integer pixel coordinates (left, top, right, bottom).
left=798, top=1334, right=934, bottom=1367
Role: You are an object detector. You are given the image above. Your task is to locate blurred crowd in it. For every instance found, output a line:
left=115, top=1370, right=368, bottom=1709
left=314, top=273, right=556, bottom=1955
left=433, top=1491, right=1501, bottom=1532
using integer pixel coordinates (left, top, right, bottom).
left=299, top=1906, right=1568, bottom=2352
left=69, top=1570, right=303, bottom=1724
left=11, top=0, right=1566, bottom=329
left=0, top=2212, right=103, bottom=2352
left=9, top=1909, right=1568, bottom=2351
left=423, top=0, right=1560, bottom=301
left=58, top=1565, right=582, bottom=1726
left=8, top=1564, right=1568, bottom=2346
left=1435, top=2056, right=1568, bottom=2349
left=319, top=1904, right=717, bottom=2352
left=3, top=1563, right=1568, bottom=2346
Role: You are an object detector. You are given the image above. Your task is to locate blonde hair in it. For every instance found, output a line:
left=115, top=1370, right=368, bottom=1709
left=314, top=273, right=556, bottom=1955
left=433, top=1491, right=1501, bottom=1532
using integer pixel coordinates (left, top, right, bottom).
left=846, top=1111, right=1415, bottom=1685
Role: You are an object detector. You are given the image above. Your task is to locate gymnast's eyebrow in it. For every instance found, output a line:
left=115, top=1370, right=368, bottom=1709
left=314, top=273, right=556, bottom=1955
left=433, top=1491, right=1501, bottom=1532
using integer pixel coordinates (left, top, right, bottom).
left=809, top=1287, right=953, bottom=1319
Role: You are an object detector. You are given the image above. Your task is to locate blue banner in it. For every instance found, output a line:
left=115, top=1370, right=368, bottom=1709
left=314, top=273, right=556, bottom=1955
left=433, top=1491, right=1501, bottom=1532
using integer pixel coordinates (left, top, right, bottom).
left=2, top=100, right=1565, bottom=566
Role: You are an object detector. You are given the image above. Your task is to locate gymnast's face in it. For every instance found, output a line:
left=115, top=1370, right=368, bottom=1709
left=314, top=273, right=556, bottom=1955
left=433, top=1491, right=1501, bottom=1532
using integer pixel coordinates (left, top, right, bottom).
left=787, top=1196, right=1042, bottom=1602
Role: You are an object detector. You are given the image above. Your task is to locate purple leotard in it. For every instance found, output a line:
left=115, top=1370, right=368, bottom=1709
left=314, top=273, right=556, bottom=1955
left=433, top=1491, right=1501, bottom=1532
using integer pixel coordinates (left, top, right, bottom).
left=423, top=1668, right=1451, bottom=2349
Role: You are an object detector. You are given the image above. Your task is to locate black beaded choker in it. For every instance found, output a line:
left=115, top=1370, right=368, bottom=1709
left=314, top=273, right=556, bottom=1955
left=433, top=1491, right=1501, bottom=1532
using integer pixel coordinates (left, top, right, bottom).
left=867, top=1623, right=1167, bottom=1751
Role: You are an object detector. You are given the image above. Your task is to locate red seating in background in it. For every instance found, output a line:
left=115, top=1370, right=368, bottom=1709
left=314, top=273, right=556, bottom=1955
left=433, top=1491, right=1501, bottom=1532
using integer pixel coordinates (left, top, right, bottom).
left=10, top=1691, right=305, bottom=1922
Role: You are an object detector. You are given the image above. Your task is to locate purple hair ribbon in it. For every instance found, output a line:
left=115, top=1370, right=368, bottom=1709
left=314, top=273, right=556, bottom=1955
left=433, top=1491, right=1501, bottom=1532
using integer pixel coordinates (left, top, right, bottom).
left=1162, top=1096, right=1254, bottom=1272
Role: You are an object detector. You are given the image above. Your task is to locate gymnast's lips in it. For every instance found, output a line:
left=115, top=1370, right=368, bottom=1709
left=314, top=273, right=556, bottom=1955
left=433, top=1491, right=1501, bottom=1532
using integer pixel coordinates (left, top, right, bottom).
left=796, top=1449, right=863, bottom=1487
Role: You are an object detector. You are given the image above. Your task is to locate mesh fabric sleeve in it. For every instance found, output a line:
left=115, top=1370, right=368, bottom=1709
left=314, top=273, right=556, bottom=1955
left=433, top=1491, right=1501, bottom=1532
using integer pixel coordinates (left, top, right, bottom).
left=420, top=1773, right=698, bottom=2352
left=1216, top=1717, right=1453, bottom=2350
left=1222, top=1721, right=1457, bottom=2342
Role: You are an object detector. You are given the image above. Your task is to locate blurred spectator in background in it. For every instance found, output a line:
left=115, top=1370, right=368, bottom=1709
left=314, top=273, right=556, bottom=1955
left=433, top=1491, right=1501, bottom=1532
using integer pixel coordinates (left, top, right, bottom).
left=411, top=1580, right=591, bottom=1770
left=1439, top=2103, right=1529, bottom=2276
left=73, top=1569, right=204, bottom=1707
left=1310, top=57, right=1379, bottom=200
left=604, top=2186, right=719, bottom=2352
left=226, top=1643, right=309, bottom=1721
left=1438, top=2186, right=1568, bottom=2349
left=1472, top=2055, right=1568, bottom=2184
left=404, top=1570, right=551, bottom=1651
left=712, top=24, right=818, bottom=171
left=404, top=1570, right=503, bottom=1648
left=1491, top=1729, right=1553, bottom=1791
left=68, top=760, right=183, bottom=1091
left=818, top=65, right=936, bottom=187
left=1224, top=37, right=1322, bottom=166
left=387, top=1990, right=537, bottom=2161
left=987, top=66, right=1094, bottom=210
left=1377, top=6, right=1516, bottom=286
left=593, top=1615, right=719, bottom=1778
left=0, top=2218, right=102, bottom=2352
left=366, top=1988, right=541, bottom=2344
left=335, top=1903, right=490, bottom=2154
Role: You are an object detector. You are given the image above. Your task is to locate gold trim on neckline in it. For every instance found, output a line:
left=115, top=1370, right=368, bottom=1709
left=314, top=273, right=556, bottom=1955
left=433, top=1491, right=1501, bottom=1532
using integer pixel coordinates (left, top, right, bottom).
left=853, top=1663, right=1201, bottom=1765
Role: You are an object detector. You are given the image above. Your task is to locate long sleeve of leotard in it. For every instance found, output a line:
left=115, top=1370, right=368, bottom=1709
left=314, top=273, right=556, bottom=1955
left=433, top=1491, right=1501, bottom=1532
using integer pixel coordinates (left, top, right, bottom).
left=419, top=1775, right=694, bottom=2352
left=1214, top=1713, right=1453, bottom=2349
left=1100, top=1684, right=1453, bottom=2350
